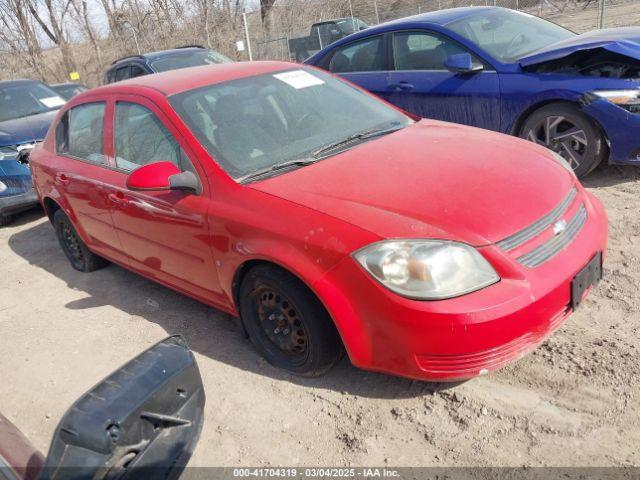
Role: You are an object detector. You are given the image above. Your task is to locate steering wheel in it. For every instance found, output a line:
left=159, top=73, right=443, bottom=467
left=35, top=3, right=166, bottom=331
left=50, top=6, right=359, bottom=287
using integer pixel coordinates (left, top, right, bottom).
left=505, top=33, right=527, bottom=58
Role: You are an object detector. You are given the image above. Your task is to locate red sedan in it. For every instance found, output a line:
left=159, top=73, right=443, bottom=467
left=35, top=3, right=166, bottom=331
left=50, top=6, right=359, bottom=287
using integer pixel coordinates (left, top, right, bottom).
left=29, top=62, right=608, bottom=381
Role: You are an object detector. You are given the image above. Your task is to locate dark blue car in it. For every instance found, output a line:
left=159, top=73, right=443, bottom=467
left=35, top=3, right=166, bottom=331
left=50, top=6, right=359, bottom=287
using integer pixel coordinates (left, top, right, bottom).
left=306, top=7, right=640, bottom=177
left=104, top=45, right=232, bottom=84
left=0, top=79, right=65, bottom=225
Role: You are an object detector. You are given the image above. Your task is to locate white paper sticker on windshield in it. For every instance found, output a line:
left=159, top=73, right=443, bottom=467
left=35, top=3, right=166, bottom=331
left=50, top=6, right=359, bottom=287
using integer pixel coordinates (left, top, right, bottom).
left=273, top=70, right=325, bottom=89
left=40, top=96, right=66, bottom=108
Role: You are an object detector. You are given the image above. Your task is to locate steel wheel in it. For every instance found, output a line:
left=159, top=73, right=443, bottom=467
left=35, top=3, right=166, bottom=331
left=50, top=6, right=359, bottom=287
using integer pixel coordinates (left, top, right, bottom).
left=60, top=220, right=85, bottom=266
left=254, top=286, right=309, bottom=360
left=239, top=265, right=342, bottom=377
left=53, top=209, right=108, bottom=272
left=519, top=103, right=606, bottom=178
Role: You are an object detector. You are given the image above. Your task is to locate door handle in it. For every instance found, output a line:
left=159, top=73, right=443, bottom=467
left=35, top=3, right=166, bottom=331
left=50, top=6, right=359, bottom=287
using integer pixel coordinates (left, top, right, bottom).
left=108, top=191, right=129, bottom=207
left=55, top=173, right=69, bottom=185
left=389, top=82, right=414, bottom=91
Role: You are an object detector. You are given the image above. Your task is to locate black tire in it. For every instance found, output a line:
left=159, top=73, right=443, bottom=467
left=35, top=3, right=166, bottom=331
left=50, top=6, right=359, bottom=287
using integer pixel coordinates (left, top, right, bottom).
left=239, top=264, right=342, bottom=377
left=53, top=209, right=108, bottom=272
left=519, top=103, right=607, bottom=178
left=0, top=215, right=12, bottom=227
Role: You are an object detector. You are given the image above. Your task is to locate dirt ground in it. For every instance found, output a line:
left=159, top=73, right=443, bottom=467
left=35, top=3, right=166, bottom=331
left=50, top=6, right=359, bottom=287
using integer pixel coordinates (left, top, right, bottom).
left=1, top=162, right=639, bottom=468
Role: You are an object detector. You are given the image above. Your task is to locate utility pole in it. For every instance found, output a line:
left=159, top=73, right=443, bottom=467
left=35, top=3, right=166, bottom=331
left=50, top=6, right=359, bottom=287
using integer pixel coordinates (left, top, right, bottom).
left=242, top=11, right=253, bottom=61
left=348, top=0, right=355, bottom=31
left=597, top=0, right=605, bottom=29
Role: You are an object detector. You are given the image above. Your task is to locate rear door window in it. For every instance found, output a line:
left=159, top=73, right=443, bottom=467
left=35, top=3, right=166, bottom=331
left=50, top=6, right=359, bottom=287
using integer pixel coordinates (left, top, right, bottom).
left=329, top=35, right=385, bottom=73
left=56, top=102, right=106, bottom=164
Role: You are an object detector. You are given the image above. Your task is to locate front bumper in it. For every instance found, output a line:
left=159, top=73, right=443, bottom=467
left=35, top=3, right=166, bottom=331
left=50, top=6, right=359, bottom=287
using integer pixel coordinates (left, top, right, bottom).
left=313, top=189, right=608, bottom=382
left=582, top=98, right=640, bottom=165
left=0, top=188, right=39, bottom=217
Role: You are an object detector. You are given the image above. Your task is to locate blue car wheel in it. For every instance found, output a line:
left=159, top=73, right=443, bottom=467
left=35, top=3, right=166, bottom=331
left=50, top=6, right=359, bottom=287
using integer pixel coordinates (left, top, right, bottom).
left=519, top=103, right=607, bottom=178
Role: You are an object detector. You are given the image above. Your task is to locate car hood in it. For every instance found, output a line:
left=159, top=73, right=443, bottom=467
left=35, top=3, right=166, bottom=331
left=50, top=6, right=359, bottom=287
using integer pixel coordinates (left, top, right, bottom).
left=0, top=109, right=58, bottom=147
left=519, top=27, right=640, bottom=67
left=249, top=121, right=575, bottom=246
left=0, top=159, right=30, bottom=177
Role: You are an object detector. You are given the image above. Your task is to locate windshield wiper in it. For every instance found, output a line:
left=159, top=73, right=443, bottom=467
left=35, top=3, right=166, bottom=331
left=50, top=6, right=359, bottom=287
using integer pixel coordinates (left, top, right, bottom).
left=312, top=124, right=405, bottom=159
left=237, top=124, right=406, bottom=184
left=238, top=157, right=318, bottom=183
left=13, top=109, right=48, bottom=120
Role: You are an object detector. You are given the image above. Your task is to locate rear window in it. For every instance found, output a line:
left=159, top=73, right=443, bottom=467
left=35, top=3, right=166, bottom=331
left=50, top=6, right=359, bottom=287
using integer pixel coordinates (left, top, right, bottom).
left=56, top=102, right=106, bottom=164
left=150, top=49, right=231, bottom=73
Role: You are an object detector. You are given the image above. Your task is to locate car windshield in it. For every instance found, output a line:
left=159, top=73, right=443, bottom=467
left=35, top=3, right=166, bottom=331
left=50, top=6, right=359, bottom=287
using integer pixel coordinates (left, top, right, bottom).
left=447, top=9, right=575, bottom=62
left=0, top=82, right=66, bottom=122
left=51, top=84, right=87, bottom=100
left=170, top=68, right=410, bottom=181
left=150, top=49, right=232, bottom=73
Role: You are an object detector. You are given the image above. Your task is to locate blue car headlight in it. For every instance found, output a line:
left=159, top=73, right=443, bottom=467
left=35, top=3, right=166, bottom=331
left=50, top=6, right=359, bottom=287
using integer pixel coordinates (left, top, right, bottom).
left=591, top=90, right=640, bottom=114
left=0, top=180, right=7, bottom=194
left=0, top=145, right=18, bottom=161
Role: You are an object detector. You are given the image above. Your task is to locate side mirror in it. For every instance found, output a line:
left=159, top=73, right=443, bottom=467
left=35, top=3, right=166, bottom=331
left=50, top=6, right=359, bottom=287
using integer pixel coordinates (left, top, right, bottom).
left=444, top=53, right=484, bottom=74
left=39, top=335, right=205, bottom=480
left=127, top=161, right=200, bottom=194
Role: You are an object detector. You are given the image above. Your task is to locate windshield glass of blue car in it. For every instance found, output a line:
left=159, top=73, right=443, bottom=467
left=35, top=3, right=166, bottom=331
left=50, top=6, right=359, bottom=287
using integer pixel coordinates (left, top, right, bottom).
left=448, top=9, right=574, bottom=62
left=150, top=49, right=233, bottom=72
left=170, top=68, right=410, bottom=181
left=0, top=83, right=66, bottom=122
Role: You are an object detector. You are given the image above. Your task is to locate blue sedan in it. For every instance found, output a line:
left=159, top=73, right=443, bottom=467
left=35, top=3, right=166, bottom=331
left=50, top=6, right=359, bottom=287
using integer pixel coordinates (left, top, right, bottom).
left=1, top=79, right=65, bottom=225
left=305, top=7, right=640, bottom=177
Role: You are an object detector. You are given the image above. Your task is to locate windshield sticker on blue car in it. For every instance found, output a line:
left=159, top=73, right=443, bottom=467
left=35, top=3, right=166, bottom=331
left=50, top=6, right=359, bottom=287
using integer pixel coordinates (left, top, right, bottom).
left=40, top=96, right=66, bottom=108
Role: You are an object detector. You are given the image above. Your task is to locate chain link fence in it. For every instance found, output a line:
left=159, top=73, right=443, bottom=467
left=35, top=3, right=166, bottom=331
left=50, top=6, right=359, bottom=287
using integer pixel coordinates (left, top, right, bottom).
left=244, top=0, right=640, bottom=61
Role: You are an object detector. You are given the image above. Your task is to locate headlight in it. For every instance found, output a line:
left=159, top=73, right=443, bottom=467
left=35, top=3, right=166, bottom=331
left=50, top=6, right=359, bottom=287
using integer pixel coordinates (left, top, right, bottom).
left=591, top=90, right=640, bottom=113
left=550, top=151, right=577, bottom=178
left=353, top=240, right=499, bottom=300
left=0, top=146, right=18, bottom=161
left=0, top=180, right=7, bottom=193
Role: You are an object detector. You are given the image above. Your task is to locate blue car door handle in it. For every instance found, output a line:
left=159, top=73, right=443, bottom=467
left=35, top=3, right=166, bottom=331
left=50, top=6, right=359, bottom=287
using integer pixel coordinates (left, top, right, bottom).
left=389, top=81, right=414, bottom=91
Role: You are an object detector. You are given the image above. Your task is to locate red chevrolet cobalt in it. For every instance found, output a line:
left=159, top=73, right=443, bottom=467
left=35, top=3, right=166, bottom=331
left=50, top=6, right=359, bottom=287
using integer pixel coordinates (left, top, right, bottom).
left=29, top=62, right=607, bottom=381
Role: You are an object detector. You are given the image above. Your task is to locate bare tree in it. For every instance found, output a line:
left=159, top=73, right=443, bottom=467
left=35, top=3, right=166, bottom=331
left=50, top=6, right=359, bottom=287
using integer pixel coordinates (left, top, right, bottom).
left=260, top=0, right=275, bottom=35
left=0, top=0, right=47, bottom=79
left=26, top=0, right=76, bottom=74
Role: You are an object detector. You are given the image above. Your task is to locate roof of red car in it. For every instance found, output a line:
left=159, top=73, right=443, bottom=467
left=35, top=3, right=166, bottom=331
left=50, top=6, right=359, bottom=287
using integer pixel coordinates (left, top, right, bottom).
left=89, top=61, right=296, bottom=97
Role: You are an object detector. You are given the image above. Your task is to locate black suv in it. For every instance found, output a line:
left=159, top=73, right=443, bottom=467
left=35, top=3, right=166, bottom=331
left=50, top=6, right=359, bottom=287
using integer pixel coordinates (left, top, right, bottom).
left=104, top=45, right=232, bottom=84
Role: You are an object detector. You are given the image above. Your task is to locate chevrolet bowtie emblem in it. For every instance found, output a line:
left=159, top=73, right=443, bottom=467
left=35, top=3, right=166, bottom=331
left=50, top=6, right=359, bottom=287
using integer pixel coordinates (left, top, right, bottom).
left=553, top=219, right=568, bottom=236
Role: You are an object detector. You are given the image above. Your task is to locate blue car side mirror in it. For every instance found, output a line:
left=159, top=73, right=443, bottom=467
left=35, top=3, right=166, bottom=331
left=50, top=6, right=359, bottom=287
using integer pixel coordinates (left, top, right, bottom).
left=444, top=53, right=484, bottom=74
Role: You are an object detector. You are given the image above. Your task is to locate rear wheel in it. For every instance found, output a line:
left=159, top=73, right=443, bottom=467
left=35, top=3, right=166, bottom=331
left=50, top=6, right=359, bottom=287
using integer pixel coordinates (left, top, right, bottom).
left=519, top=103, right=606, bottom=178
left=0, top=215, right=12, bottom=227
left=53, top=209, right=108, bottom=272
left=239, top=265, right=342, bottom=377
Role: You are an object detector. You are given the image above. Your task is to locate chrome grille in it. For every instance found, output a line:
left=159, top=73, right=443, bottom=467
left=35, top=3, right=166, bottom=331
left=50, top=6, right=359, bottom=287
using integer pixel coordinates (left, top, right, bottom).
left=497, top=187, right=577, bottom=252
left=517, top=204, right=587, bottom=268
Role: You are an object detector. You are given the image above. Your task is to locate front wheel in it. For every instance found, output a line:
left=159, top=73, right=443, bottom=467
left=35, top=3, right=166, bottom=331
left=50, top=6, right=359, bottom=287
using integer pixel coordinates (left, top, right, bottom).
left=519, top=103, right=607, bottom=178
left=239, top=265, right=343, bottom=377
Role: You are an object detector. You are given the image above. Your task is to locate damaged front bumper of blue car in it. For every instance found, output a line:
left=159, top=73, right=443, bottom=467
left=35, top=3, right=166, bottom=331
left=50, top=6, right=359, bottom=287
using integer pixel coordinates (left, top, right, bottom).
left=0, top=154, right=39, bottom=225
